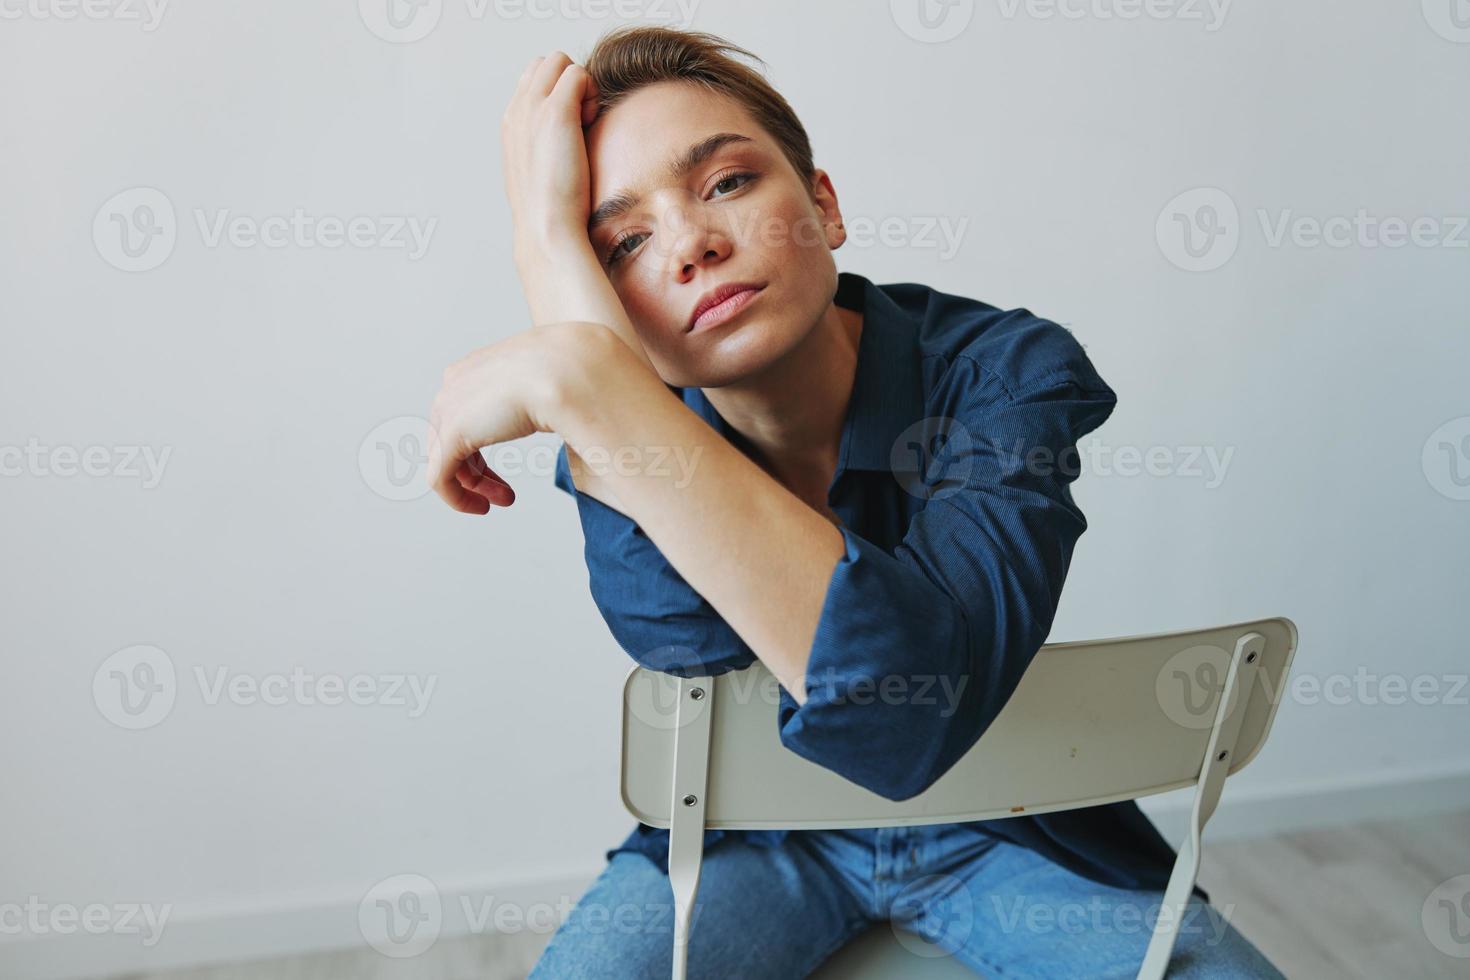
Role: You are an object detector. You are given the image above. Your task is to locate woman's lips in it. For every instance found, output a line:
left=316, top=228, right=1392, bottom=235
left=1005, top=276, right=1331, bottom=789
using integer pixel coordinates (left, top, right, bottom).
left=689, top=286, right=764, bottom=335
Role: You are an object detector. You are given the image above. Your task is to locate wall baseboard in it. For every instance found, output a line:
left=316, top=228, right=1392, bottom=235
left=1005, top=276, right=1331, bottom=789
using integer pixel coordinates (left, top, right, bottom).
left=1138, top=760, right=1470, bottom=849
left=7, top=764, right=1469, bottom=980
left=0, top=867, right=603, bottom=980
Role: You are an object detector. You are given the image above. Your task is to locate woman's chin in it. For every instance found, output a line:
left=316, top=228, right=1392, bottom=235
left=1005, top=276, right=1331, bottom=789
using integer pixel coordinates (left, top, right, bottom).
left=679, top=324, right=797, bottom=386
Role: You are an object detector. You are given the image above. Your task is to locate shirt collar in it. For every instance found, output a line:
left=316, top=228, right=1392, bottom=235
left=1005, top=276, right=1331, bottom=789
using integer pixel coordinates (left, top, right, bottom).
left=683, top=270, right=927, bottom=475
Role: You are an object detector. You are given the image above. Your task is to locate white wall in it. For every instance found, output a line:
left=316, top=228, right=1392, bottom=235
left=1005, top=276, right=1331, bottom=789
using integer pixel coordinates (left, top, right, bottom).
left=2, top=1, right=1466, bottom=976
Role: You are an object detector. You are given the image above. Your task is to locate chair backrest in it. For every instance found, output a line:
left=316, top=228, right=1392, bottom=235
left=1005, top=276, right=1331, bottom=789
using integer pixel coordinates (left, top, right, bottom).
left=621, top=616, right=1296, bottom=830
left=620, top=617, right=1298, bottom=980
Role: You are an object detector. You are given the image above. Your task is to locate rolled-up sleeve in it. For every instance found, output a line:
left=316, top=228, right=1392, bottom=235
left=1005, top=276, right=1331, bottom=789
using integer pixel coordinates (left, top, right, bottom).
left=776, top=365, right=1118, bottom=801
left=553, top=442, right=758, bottom=677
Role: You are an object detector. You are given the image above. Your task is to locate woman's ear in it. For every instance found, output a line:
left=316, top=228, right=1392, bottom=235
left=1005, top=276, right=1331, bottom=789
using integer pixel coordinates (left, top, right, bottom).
left=809, top=168, right=847, bottom=250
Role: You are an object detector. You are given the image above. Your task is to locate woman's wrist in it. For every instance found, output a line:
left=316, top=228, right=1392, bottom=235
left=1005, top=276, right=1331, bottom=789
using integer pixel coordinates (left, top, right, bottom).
left=534, top=319, right=623, bottom=433
left=512, top=219, right=592, bottom=275
left=514, top=235, right=656, bottom=375
left=543, top=323, right=673, bottom=517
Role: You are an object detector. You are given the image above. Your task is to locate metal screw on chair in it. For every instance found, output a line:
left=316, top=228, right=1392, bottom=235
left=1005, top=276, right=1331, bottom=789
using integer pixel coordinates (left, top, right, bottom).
left=683, top=794, right=698, bottom=806
left=1245, top=651, right=1258, bottom=663
left=1217, top=749, right=1229, bottom=761
left=690, top=688, right=705, bottom=701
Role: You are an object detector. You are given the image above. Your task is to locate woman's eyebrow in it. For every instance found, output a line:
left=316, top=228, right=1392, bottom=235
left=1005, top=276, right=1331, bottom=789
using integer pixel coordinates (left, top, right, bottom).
left=588, top=132, right=756, bottom=234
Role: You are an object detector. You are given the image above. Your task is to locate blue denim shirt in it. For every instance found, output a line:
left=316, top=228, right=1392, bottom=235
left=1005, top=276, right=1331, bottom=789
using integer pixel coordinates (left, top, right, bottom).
left=554, top=270, right=1206, bottom=903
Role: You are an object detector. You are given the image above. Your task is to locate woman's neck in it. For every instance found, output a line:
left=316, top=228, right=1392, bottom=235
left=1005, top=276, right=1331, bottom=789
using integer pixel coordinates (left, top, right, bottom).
left=700, top=299, right=863, bottom=512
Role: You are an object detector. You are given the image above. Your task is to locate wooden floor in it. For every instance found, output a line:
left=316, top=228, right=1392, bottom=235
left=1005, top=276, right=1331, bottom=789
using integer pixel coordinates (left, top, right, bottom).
left=122, top=807, right=1470, bottom=980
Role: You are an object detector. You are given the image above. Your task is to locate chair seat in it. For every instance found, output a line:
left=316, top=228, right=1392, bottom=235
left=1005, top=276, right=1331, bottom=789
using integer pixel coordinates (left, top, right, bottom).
left=809, top=922, right=987, bottom=978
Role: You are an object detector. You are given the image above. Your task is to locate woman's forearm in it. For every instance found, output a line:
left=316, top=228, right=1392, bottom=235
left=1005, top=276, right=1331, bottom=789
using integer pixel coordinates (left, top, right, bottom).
left=515, top=230, right=651, bottom=513
left=551, top=324, right=846, bottom=703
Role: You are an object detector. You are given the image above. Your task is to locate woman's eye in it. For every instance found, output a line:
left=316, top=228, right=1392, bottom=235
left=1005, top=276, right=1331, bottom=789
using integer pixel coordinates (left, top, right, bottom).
left=711, top=172, right=756, bottom=197
left=606, top=232, right=647, bottom=266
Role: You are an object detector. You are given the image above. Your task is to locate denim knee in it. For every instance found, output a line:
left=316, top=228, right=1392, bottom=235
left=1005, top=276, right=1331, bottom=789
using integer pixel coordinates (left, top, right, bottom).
left=528, top=853, right=682, bottom=979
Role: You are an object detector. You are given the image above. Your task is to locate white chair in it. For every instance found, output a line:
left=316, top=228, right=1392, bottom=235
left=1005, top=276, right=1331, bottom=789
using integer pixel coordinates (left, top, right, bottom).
left=618, top=616, right=1298, bottom=979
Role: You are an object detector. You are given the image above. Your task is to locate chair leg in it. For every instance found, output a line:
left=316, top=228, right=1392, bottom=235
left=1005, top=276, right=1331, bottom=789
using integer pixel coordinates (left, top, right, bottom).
left=1137, top=631, right=1264, bottom=980
left=669, top=815, right=703, bottom=980
left=667, top=676, right=715, bottom=980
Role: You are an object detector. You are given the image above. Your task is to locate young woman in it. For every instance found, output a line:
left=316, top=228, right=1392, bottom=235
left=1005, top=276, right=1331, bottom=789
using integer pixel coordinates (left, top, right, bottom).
left=425, top=25, right=1284, bottom=979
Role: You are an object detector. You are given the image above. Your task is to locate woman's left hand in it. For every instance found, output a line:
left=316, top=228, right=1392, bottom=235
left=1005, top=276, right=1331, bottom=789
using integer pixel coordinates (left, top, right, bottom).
left=425, top=322, right=588, bottom=515
left=502, top=51, right=600, bottom=252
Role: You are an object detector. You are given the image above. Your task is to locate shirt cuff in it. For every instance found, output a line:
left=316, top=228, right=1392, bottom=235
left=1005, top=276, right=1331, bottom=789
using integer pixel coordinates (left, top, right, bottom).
left=776, top=525, right=981, bottom=801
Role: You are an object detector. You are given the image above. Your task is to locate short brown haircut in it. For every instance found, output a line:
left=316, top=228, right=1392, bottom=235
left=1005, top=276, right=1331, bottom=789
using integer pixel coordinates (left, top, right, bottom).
left=582, top=26, right=816, bottom=198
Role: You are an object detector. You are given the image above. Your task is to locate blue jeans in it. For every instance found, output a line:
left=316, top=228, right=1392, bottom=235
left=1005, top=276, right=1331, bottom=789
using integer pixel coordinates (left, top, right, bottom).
left=528, top=822, right=1284, bottom=978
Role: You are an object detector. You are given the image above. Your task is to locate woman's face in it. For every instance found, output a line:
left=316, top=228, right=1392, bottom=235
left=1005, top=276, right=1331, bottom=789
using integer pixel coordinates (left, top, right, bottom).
left=584, top=80, right=845, bottom=388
